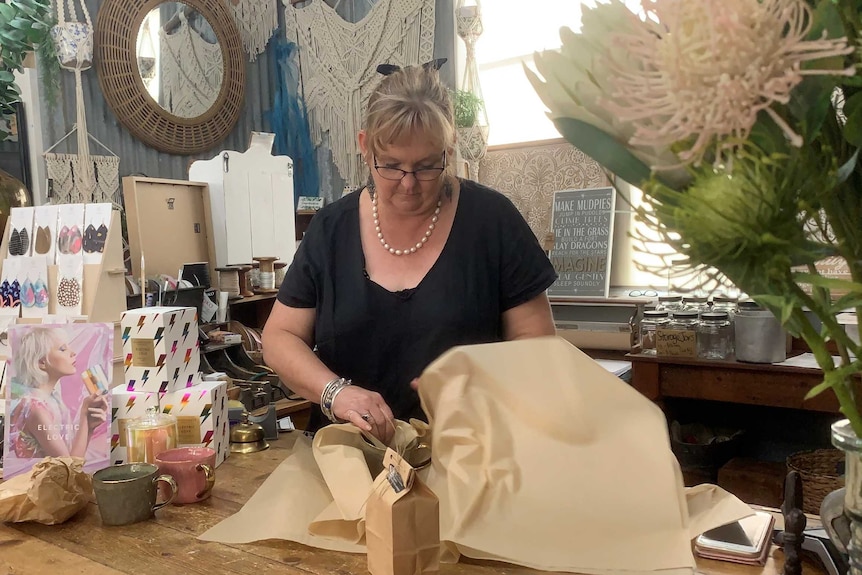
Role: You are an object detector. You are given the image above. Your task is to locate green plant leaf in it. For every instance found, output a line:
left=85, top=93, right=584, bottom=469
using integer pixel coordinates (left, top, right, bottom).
left=751, top=294, right=795, bottom=323
left=845, top=102, right=862, bottom=147
left=0, top=71, right=15, bottom=83
left=2, top=28, right=26, bottom=43
left=793, top=272, right=862, bottom=293
left=788, top=76, right=834, bottom=142
left=837, top=148, right=859, bottom=183
left=830, top=292, right=862, bottom=313
left=806, top=0, right=845, bottom=41
left=554, top=117, right=652, bottom=187
left=749, top=111, right=791, bottom=155
left=804, top=379, right=833, bottom=400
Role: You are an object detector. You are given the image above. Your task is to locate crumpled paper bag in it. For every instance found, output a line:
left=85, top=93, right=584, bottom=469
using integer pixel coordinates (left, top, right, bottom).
left=201, top=337, right=752, bottom=575
left=200, top=420, right=426, bottom=552
left=366, top=448, right=440, bottom=575
left=308, top=419, right=428, bottom=542
left=0, top=457, right=93, bottom=524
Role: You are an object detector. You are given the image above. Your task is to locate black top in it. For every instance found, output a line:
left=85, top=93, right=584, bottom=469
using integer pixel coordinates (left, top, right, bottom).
left=277, top=179, right=557, bottom=431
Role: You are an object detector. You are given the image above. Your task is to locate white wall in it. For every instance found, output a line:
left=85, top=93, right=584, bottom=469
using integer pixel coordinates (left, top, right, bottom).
left=13, top=67, right=47, bottom=205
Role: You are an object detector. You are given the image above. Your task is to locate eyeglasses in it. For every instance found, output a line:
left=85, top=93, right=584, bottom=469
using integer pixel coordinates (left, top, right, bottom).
left=629, top=289, right=659, bottom=297
left=374, top=151, right=446, bottom=181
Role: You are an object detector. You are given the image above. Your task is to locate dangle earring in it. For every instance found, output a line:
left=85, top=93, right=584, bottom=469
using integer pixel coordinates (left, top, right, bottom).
left=366, top=173, right=376, bottom=198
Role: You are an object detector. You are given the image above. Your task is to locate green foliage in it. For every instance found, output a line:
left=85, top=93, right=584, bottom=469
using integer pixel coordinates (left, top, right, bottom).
left=538, top=0, right=862, bottom=436
left=0, top=0, right=53, bottom=141
left=451, top=89, right=485, bottom=128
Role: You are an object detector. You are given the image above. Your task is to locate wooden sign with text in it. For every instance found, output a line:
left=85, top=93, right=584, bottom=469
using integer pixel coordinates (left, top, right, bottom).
left=547, top=187, right=615, bottom=298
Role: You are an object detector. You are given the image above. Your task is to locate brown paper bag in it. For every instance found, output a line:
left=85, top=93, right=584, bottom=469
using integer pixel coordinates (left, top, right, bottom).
left=0, top=457, right=93, bottom=524
left=366, top=448, right=439, bottom=575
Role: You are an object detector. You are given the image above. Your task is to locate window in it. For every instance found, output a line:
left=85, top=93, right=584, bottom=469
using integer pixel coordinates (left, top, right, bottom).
left=471, top=1, right=713, bottom=293
left=474, top=0, right=588, bottom=146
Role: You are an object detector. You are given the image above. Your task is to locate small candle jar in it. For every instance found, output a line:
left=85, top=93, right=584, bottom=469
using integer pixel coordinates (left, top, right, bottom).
left=125, top=406, right=179, bottom=464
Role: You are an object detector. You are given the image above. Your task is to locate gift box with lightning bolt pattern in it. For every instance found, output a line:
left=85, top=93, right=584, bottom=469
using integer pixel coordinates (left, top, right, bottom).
left=160, top=377, right=230, bottom=466
left=109, top=387, right=161, bottom=465
left=121, top=306, right=200, bottom=393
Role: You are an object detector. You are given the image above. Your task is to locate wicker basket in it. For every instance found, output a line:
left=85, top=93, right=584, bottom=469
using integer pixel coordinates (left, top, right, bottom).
left=786, top=449, right=845, bottom=514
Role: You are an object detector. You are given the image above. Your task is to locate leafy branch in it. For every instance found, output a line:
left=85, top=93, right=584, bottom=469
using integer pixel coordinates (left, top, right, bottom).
left=0, top=0, right=54, bottom=141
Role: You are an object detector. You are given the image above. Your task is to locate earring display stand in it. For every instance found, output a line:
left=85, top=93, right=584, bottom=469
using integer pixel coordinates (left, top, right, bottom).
left=0, top=210, right=128, bottom=384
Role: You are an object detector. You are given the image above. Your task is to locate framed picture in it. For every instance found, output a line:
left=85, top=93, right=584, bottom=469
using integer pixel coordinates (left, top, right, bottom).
left=3, top=323, right=113, bottom=479
left=547, top=187, right=616, bottom=298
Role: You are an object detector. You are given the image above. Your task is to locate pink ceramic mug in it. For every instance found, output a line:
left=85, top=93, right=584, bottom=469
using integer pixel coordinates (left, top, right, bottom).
left=154, top=447, right=216, bottom=504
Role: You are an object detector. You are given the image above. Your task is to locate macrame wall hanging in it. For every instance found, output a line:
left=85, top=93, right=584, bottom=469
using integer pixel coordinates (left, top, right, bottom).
left=159, top=11, right=225, bottom=119
left=285, top=0, right=436, bottom=186
left=455, top=0, right=489, bottom=181
left=44, top=129, right=120, bottom=205
left=48, top=0, right=96, bottom=193
left=227, top=0, right=279, bottom=61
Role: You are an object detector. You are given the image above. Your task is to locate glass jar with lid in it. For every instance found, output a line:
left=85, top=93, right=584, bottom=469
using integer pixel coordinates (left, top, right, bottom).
left=125, top=406, right=179, bottom=463
left=712, top=295, right=739, bottom=317
left=682, top=296, right=709, bottom=316
left=697, top=311, right=733, bottom=360
left=656, top=295, right=684, bottom=314
left=661, top=310, right=700, bottom=356
left=640, top=310, right=670, bottom=355
left=669, top=309, right=700, bottom=330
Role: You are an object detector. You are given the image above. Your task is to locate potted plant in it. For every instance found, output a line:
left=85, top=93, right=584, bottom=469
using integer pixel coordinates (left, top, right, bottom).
left=451, top=88, right=488, bottom=162
left=0, top=0, right=57, bottom=141
left=529, top=0, right=862, bottom=567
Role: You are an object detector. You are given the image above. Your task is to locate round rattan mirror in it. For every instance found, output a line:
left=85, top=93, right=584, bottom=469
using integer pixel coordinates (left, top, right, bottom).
left=96, top=0, right=245, bottom=155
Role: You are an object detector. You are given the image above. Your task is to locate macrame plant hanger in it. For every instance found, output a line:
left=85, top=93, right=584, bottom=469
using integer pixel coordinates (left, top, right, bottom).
left=48, top=0, right=96, bottom=194
left=455, top=0, right=489, bottom=181
left=137, top=14, right=157, bottom=85
left=228, top=0, right=279, bottom=61
left=44, top=127, right=120, bottom=206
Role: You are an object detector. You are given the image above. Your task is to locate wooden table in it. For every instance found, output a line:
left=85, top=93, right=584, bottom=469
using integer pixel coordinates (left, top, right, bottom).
left=0, top=435, right=826, bottom=575
left=627, top=352, right=844, bottom=413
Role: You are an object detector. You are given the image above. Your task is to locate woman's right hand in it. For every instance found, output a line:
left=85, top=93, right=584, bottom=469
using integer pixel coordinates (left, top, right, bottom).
left=80, top=393, right=109, bottom=433
left=332, top=385, right=396, bottom=445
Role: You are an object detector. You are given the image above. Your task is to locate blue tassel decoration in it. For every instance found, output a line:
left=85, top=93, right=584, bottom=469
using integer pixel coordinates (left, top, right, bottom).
left=268, top=35, right=320, bottom=205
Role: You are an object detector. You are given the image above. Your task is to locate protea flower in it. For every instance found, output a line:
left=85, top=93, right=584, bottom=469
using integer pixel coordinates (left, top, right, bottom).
left=529, top=0, right=855, bottom=171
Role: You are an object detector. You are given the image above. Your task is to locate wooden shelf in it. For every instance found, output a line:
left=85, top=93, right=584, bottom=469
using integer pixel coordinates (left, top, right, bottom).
left=627, top=352, right=848, bottom=414
left=228, top=293, right=277, bottom=328
left=230, top=293, right=277, bottom=305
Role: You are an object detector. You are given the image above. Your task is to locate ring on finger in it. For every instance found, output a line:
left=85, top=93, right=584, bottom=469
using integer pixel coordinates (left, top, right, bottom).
left=361, top=413, right=373, bottom=423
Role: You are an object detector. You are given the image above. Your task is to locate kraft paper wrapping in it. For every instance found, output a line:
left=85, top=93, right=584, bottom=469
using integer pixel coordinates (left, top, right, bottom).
left=200, top=337, right=752, bottom=574
left=0, top=457, right=93, bottom=525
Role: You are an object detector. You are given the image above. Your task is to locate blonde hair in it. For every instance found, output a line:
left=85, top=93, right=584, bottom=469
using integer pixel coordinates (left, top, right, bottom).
left=364, top=65, right=457, bottom=182
left=14, top=327, right=65, bottom=388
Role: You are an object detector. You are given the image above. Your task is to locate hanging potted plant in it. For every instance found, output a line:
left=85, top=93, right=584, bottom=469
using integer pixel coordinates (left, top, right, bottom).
left=452, top=88, right=489, bottom=163
left=0, top=0, right=58, bottom=141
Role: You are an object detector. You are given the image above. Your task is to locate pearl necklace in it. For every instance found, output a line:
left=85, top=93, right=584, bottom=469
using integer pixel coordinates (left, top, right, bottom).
left=371, top=193, right=441, bottom=256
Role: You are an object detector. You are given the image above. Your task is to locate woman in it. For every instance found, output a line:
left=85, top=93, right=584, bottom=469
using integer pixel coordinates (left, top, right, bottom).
left=9, top=326, right=108, bottom=458
left=263, top=62, right=557, bottom=444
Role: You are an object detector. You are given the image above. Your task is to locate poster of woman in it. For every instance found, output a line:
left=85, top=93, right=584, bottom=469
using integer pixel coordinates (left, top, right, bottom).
left=3, top=323, right=113, bottom=479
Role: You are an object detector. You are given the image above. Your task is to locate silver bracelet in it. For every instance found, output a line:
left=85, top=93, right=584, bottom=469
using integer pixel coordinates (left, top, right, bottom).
left=320, top=377, right=351, bottom=423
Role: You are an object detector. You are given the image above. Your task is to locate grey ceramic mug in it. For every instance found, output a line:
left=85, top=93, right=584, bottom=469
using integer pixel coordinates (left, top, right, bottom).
left=92, top=463, right=177, bottom=526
